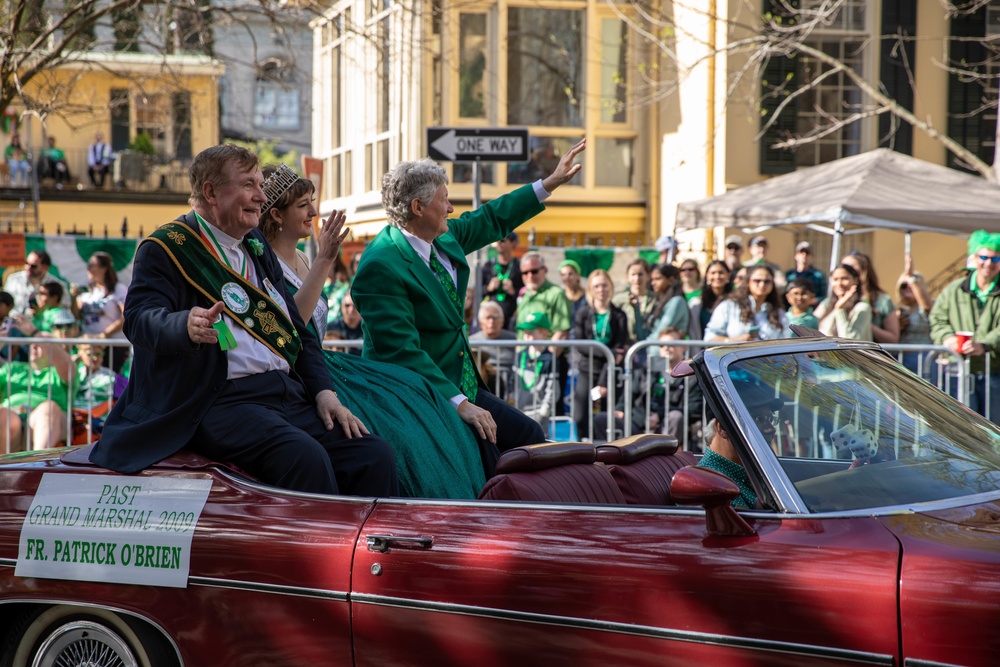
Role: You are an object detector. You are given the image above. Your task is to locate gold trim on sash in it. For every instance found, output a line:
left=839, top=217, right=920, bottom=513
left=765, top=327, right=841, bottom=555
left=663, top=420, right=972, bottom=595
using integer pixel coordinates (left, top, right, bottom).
left=145, top=222, right=301, bottom=364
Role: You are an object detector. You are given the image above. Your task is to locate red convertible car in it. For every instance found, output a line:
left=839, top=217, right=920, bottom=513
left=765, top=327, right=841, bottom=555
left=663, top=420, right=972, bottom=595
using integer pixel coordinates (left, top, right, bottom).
left=1, top=336, right=998, bottom=666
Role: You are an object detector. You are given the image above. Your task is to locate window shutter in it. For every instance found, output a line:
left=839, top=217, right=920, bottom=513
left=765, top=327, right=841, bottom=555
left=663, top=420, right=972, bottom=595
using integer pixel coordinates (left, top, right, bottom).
left=879, top=0, right=916, bottom=154
left=760, top=0, right=798, bottom=174
left=947, top=6, right=994, bottom=171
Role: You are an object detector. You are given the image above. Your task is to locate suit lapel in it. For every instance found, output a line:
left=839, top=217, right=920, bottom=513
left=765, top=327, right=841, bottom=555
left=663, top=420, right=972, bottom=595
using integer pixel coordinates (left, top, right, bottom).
left=387, top=226, right=464, bottom=327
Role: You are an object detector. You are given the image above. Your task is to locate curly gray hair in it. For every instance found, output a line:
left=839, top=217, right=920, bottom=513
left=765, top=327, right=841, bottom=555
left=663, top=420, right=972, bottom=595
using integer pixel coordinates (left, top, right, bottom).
left=381, top=158, right=448, bottom=228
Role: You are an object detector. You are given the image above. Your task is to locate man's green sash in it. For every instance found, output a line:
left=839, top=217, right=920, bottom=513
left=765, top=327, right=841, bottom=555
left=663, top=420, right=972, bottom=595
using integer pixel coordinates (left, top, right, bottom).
left=145, top=222, right=301, bottom=366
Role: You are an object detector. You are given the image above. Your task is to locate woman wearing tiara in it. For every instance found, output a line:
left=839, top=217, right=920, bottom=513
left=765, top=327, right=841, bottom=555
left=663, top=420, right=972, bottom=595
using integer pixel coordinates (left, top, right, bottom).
left=259, top=165, right=485, bottom=498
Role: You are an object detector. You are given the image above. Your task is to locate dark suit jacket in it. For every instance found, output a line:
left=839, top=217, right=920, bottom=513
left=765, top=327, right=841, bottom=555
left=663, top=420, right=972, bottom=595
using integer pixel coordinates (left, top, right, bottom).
left=90, top=212, right=333, bottom=473
left=352, top=185, right=544, bottom=401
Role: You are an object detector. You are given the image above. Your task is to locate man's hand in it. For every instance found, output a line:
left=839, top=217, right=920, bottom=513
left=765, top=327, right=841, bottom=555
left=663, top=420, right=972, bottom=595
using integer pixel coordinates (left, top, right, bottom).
left=944, top=335, right=984, bottom=356
left=457, top=399, right=497, bottom=444
left=188, top=301, right=224, bottom=345
left=316, top=389, right=370, bottom=437
left=541, top=139, right=586, bottom=193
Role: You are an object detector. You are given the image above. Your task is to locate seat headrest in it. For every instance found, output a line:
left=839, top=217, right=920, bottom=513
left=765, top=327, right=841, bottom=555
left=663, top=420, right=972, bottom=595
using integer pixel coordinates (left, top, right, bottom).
left=495, top=441, right=597, bottom=474
left=595, top=434, right=679, bottom=464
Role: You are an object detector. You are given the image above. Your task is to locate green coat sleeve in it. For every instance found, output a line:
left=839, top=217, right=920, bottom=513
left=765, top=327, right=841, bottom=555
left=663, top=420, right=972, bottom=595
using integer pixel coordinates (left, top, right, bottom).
left=445, top=184, right=544, bottom=256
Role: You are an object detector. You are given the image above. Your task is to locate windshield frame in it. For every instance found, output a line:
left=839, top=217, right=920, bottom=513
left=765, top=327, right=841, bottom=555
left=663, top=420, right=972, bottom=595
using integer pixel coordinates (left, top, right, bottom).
left=698, top=339, right=1000, bottom=516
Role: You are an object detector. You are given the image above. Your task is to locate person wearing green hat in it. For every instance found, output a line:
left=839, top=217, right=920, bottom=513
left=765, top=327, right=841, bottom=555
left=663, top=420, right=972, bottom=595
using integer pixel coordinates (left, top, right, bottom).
left=930, top=229, right=1000, bottom=423
left=513, top=311, right=558, bottom=431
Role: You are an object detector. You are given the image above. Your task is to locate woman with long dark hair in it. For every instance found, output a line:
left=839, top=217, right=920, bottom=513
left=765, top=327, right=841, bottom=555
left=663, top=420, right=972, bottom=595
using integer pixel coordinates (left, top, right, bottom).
left=689, top=260, right=732, bottom=340
left=645, top=263, right=690, bottom=340
left=841, top=251, right=899, bottom=344
left=76, top=251, right=128, bottom=372
left=814, top=263, right=872, bottom=340
left=705, top=265, right=789, bottom=341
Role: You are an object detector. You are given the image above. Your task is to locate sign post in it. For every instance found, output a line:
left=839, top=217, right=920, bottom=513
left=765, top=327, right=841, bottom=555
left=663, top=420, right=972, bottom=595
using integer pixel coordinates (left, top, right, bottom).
left=426, top=127, right=531, bottom=318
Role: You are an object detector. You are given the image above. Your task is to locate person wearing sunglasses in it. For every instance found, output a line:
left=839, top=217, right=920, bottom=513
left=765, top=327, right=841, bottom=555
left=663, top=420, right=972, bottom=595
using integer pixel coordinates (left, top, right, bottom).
left=704, top=265, right=790, bottom=342
left=930, top=230, right=1000, bottom=423
left=2, top=250, right=70, bottom=316
left=696, top=381, right=783, bottom=509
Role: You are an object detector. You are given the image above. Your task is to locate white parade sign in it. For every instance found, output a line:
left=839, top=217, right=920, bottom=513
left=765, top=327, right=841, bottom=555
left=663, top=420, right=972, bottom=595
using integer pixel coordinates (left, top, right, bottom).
left=427, top=127, right=530, bottom=162
left=16, top=473, right=213, bottom=588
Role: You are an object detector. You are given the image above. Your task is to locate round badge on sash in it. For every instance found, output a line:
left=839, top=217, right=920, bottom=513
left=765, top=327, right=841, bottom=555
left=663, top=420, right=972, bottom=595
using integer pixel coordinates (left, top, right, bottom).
left=221, top=282, right=250, bottom=314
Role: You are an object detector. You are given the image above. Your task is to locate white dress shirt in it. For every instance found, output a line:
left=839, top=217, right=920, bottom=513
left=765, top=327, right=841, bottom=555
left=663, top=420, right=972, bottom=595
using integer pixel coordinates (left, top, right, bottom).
left=200, top=220, right=291, bottom=379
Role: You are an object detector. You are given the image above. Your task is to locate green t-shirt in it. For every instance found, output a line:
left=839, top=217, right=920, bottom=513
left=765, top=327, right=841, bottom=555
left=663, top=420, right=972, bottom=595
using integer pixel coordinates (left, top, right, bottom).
left=33, top=308, right=67, bottom=333
left=516, top=281, right=572, bottom=335
left=75, top=364, right=117, bottom=408
left=0, top=362, right=72, bottom=413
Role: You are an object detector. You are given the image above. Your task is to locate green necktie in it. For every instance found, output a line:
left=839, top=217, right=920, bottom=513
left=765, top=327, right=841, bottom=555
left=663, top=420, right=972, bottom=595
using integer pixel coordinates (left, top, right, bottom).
left=429, top=248, right=478, bottom=402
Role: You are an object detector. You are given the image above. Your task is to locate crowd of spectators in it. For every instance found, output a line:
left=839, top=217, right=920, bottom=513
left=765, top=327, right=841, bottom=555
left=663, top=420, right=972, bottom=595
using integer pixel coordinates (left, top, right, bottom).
left=460, top=229, right=1000, bottom=437
left=0, top=249, right=129, bottom=453
left=3, top=225, right=992, bottom=456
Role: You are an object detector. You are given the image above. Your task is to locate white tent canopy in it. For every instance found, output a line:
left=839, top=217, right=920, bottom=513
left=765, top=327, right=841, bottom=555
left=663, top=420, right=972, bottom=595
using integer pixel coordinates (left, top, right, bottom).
left=675, top=149, right=999, bottom=270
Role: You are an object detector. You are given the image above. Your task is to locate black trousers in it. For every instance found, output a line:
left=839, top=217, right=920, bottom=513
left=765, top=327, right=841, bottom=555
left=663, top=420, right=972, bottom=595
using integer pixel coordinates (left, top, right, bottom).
left=472, top=388, right=546, bottom=478
left=193, top=371, right=398, bottom=496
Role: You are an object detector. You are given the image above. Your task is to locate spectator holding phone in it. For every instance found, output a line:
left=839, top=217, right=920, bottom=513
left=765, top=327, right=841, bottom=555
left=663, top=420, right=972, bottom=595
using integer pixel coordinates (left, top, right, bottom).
left=896, top=254, right=934, bottom=376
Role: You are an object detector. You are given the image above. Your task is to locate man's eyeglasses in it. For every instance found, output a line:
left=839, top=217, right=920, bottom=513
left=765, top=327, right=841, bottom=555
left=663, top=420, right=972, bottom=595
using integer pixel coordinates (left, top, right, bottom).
left=522, top=268, right=544, bottom=276
left=25, top=263, right=40, bottom=269
left=978, top=255, right=1000, bottom=264
left=752, top=413, right=780, bottom=428
left=726, top=244, right=741, bottom=251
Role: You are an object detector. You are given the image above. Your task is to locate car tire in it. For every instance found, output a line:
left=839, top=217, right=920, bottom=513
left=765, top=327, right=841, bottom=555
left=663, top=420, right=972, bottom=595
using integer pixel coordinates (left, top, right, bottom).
left=0, top=605, right=177, bottom=667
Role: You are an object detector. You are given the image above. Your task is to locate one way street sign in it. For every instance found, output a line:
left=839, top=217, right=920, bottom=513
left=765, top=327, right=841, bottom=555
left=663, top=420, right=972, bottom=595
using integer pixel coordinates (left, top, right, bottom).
left=427, top=127, right=530, bottom=162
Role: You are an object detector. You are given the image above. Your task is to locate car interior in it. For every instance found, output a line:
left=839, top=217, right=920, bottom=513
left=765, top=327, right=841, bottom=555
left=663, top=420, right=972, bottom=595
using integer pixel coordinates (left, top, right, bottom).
left=477, top=434, right=698, bottom=505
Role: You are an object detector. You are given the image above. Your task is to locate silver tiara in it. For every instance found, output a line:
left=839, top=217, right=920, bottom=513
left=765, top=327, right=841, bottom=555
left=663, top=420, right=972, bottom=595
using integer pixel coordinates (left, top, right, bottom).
left=261, top=163, right=300, bottom=215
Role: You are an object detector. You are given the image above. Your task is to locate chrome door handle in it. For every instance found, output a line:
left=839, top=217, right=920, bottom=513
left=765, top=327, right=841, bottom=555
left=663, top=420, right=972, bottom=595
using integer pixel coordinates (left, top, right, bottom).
left=367, top=534, right=434, bottom=553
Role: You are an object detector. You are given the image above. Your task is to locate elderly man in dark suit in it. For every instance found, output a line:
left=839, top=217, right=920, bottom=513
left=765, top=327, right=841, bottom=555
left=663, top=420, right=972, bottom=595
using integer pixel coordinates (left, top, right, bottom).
left=90, top=144, right=397, bottom=496
left=352, top=140, right=585, bottom=475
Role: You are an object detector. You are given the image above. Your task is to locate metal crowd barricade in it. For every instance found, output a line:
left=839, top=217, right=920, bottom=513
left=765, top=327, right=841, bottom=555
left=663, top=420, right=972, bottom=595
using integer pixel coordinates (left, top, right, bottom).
left=622, top=339, right=980, bottom=446
left=470, top=338, right=616, bottom=443
left=622, top=339, right=716, bottom=449
left=0, top=336, right=133, bottom=454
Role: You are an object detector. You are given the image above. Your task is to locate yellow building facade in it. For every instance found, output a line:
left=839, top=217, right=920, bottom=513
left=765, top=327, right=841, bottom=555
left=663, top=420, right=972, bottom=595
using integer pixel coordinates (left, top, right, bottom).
left=311, top=0, right=989, bottom=289
left=3, top=52, right=224, bottom=237
left=311, top=0, right=654, bottom=246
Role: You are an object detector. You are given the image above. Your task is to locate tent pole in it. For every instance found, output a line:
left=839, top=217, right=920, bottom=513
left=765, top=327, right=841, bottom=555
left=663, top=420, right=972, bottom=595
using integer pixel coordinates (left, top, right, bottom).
left=904, top=231, right=912, bottom=256
left=830, top=219, right=844, bottom=273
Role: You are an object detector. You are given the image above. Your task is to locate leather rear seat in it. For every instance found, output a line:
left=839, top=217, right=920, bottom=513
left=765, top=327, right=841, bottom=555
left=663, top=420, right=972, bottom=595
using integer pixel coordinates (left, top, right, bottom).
left=595, top=434, right=698, bottom=505
left=478, top=441, right=626, bottom=504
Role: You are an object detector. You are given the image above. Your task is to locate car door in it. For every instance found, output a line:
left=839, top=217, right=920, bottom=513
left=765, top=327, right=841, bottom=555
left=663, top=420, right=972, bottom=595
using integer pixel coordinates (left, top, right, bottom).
left=881, top=502, right=1000, bottom=667
left=351, top=499, right=901, bottom=666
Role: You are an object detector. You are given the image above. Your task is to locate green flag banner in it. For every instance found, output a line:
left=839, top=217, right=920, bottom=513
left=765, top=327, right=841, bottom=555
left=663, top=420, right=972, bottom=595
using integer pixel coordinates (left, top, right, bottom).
left=20, top=235, right=139, bottom=288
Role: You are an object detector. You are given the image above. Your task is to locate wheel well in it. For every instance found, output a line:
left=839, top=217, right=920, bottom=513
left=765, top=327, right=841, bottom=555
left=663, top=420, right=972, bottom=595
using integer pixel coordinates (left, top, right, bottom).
left=0, top=602, right=181, bottom=667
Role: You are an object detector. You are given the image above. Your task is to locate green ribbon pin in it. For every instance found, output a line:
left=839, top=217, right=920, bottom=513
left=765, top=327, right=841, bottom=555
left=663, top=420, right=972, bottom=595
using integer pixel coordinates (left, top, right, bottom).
left=213, top=315, right=238, bottom=351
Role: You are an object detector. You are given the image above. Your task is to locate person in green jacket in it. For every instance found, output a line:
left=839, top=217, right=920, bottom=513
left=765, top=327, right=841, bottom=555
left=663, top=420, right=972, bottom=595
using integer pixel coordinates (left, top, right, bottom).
left=929, top=229, right=1000, bottom=423
left=353, top=139, right=585, bottom=476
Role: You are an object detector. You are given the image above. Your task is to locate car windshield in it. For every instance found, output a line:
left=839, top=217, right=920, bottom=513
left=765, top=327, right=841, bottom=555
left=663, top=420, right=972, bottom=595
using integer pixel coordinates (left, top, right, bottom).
left=727, top=348, right=1000, bottom=512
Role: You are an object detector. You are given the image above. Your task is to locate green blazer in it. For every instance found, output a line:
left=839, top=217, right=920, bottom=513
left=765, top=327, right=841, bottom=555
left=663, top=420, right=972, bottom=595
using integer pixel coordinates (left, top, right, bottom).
left=353, top=184, right=544, bottom=401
